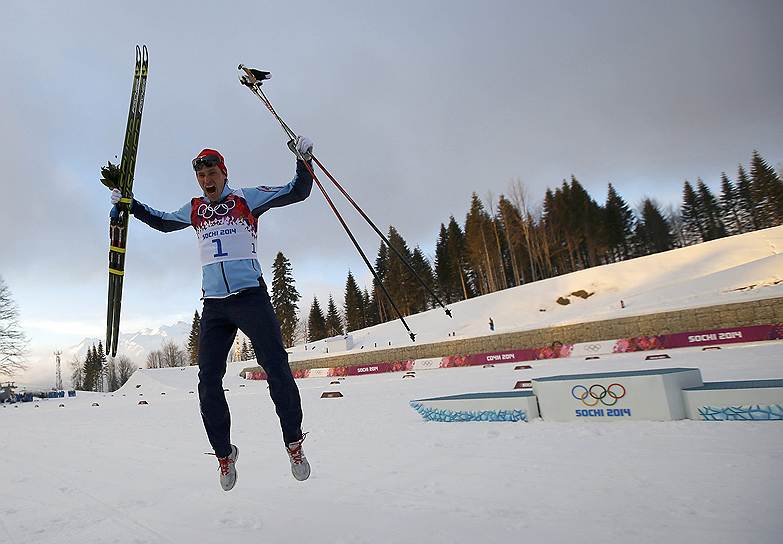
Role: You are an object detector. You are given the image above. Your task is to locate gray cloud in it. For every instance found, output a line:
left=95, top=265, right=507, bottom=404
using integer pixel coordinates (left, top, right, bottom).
left=2, top=0, right=782, bottom=374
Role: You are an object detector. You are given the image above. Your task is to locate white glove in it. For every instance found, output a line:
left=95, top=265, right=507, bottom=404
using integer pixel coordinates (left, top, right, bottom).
left=288, top=135, right=314, bottom=161
left=111, top=188, right=132, bottom=205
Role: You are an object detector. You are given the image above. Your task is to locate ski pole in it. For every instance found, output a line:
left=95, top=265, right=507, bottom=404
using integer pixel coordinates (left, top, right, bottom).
left=238, top=65, right=451, bottom=318
left=238, top=66, right=417, bottom=342
left=310, top=155, right=452, bottom=318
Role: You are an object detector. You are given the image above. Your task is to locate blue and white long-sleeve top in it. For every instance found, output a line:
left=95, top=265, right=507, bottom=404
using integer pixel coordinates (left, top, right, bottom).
left=130, top=160, right=313, bottom=298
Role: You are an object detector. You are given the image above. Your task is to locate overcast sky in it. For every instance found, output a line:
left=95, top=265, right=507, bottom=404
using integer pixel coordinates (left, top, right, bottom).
left=2, top=0, right=782, bottom=385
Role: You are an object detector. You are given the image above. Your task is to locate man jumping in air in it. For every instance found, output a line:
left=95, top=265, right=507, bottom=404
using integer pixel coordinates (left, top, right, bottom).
left=110, top=136, right=314, bottom=491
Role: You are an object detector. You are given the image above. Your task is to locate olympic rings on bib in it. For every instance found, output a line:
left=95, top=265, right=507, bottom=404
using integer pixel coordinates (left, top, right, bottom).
left=571, top=383, right=626, bottom=407
left=197, top=199, right=236, bottom=219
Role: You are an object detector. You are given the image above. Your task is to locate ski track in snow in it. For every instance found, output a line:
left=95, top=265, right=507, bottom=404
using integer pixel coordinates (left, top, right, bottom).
left=2, top=342, right=783, bottom=543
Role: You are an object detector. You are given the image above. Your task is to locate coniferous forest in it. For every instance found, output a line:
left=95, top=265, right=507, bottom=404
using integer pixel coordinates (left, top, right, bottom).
left=266, top=150, right=783, bottom=346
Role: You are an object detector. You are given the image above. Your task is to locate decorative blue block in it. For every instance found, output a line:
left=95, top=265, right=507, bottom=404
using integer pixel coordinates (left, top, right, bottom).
left=697, top=404, right=783, bottom=421
left=410, top=401, right=527, bottom=422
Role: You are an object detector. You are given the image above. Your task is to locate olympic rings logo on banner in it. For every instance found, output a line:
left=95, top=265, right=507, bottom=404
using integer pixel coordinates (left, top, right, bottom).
left=584, top=344, right=603, bottom=352
left=571, top=383, right=626, bottom=406
left=197, top=199, right=236, bottom=219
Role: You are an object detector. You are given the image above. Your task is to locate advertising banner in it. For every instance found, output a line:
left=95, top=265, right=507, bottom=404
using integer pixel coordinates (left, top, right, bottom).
left=243, top=323, right=782, bottom=381
left=345, top=360, right=414, bottom=376
left=662, top=324, right=782, bottom=349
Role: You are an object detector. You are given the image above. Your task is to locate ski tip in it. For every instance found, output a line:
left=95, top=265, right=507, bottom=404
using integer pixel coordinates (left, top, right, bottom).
left=445, top=309, right=453, bottom=318
left=409, top=332, right=416, bottom=342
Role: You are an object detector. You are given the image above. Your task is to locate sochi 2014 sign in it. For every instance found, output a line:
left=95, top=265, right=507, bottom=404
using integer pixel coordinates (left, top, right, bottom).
left=532, top=368, right=704, bottom=422
left=572, top=383, right=632, bottom=418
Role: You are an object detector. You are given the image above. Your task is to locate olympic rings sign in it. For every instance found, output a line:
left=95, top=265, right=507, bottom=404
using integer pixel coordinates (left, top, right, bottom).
left=571, top=383, right=626, bottom=407
left=197, top=199, right=236, bottom=219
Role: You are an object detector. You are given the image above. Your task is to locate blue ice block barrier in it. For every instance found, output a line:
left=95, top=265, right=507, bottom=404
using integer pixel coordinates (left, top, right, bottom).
left=698, top=404, right=783, bottom=421
left=410, top=401, right=527, bottom=422
left=67, top=390, right=77, bottom=397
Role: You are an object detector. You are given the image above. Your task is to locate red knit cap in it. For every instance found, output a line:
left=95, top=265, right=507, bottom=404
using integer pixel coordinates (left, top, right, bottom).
left=193, top=148, right=227, bottom=176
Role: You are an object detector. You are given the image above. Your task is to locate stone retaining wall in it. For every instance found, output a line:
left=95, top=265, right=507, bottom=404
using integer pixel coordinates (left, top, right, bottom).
left=276, top=297, right=783, bottom=372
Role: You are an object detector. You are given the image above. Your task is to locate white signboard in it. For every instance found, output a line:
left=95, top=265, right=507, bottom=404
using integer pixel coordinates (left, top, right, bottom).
left=413, top=358, right=442, bottom=371
left=570, top=339, right=619, bottom=358
left=532, top=368, right=703, bottom=422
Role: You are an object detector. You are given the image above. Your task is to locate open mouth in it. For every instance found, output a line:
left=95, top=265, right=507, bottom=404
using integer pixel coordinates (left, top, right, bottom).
left=205, top=184, right=217, bottom=195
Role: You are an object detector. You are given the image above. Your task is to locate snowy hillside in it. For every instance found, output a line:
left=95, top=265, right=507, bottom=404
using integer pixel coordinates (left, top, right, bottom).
left=292, top=226, right=783, bottom=359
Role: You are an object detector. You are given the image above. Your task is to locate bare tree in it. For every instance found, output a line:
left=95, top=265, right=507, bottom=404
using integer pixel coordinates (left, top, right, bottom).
left=146, top=350, right=163, bottom=369
left=107, top=357, right=118, bottom=391
left=116, top=355, right=136, bottom=386
left=69, top=354, right=84, bottom=390
left=160, top=340, right=188, bottom=367
left=0, top=276, right=28, bottom=376
left=293, top=317, right=308, bottom=346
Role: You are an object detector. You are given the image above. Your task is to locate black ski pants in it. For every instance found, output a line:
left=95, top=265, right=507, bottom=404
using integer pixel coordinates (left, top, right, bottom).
left=198, top=284, right=303, bottom=458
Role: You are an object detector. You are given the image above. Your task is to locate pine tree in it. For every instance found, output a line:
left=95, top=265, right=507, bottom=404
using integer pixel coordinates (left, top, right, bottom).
left=633, top=199, right=674, bottom=255
left=362, top=287, right=377, bottom=327
left=372, top=242, right=390, bottom=323
left=240, top=339, right=249, bottom=361
left=567, top=177, right=606, bottom=269
left=343, top=271, right=364, bottom=332
left=325, top=295, right=344, bottom=337
left=96, top=341, right=107, bottom=392
left=439, top=216, right=473, bottom=301
left=307, top=296, right=327, bottom=342
left=750, top=150, right=783, bottom=227
left=82, top=345, right=101, bottom=392
left=696, top=178, right=726, bottom=240
left=736, top=164, right=759, bottom=231
left=410, top=246, right=435, bottom=312
left=270, top=251, right=301, bottom=348
left=681, top=180, right=705, bottom=244
left=464, top=193, right=498, bottom=295
left=718, top=173, right=743, bottom=235
left=80, top=349, right=92, bottom=391
left=434, top=223, right=455, bottom=303
left=187, top=310, right=200, bottom=366
left=385, top=226, right=416, bottom=315
left=604, top=183, right=634, bottom=261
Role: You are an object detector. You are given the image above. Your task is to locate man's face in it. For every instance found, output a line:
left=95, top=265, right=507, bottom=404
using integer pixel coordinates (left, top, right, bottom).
left=196, top=165, right=227, bottom=202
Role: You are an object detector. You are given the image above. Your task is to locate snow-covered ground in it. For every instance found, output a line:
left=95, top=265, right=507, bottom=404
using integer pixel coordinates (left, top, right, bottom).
left=2, top=341, right=782, bottom=543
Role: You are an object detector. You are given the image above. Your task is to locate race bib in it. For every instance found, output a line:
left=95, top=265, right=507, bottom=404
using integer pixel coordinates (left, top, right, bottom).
left=192, top=191, right=258, bottom=266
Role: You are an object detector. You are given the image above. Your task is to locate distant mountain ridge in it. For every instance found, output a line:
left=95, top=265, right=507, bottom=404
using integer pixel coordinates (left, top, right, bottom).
left=66, top=321, right=190, bottom=365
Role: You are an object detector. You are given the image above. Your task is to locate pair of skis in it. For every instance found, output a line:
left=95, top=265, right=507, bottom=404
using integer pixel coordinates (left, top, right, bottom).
left=105, top=45, right=148, bottom=357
